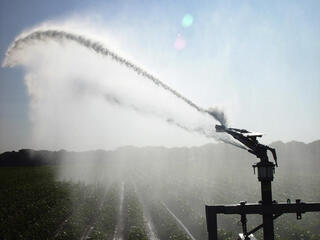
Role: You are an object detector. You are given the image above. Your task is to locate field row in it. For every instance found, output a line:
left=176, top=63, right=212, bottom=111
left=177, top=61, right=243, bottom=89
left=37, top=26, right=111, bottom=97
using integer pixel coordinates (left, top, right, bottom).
left=1, top=166, right=319, bottom=240
left=0, top=167, right=198, bottom=240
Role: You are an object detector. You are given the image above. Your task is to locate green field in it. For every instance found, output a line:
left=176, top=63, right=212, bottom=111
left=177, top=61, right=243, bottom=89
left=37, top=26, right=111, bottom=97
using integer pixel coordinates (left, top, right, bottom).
left=1, top=166, right=319, bottom=240
left=0, top=167, right=194, bottom=240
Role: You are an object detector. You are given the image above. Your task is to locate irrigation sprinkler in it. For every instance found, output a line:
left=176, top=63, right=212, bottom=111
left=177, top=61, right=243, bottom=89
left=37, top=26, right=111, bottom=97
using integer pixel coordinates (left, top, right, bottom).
left=205, top=125, right=320, bottom=240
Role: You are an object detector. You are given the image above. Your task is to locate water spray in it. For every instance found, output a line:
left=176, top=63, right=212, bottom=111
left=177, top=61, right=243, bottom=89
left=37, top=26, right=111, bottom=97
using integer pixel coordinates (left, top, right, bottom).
left=3, top=29, right=225, bottom=123
left=3, top=27, right=243, bottom=148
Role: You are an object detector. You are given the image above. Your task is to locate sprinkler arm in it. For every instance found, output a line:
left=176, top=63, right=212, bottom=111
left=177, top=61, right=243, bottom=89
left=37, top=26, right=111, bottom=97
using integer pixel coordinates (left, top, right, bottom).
left=216, top=125, right=278, bottom=166
left=248, top=146, right=277, bottom=167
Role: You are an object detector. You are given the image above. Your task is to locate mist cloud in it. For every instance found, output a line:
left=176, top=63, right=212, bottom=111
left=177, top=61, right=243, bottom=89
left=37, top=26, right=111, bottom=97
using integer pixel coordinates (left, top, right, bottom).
left=3, top=23, right=241, bottom=150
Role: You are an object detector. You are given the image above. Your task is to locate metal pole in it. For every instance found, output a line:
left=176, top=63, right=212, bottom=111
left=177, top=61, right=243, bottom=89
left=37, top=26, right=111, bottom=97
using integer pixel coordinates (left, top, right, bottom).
left=206, top=206, right=218, bottom=240
left=261, top=180, right=274, bottom=240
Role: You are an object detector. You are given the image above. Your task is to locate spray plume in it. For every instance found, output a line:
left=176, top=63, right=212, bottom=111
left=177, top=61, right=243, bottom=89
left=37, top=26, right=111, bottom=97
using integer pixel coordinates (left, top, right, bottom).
left=3, top=26, right=243, bottom=149
left=3, top=30, right=227, bottom=122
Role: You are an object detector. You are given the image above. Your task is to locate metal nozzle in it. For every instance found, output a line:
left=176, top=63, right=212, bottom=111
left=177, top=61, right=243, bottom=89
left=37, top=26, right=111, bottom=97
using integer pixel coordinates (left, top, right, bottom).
left=215, top=124, right=226, bottom=132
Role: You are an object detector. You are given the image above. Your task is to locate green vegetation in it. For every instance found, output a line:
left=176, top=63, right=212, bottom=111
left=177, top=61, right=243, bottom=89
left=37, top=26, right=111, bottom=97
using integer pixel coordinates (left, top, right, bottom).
left=87, top=186, right=118, bottom=239
left=123, top=184, right=148, bottom=240
left=0, top=167, right=118, bottom=240
left=0, top=161, right=319, bottom=240
left=0, top=167, right=73, bottom=239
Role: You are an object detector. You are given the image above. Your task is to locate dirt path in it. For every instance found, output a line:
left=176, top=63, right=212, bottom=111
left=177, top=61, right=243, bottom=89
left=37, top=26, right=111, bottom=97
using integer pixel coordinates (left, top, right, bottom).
left=133, top=183, right=159, bottom=240
left=113, top=182, right=125, bottom=240
left=143, top=213, right=160, bottom=240
left=80, top=191, right=108, bottom=240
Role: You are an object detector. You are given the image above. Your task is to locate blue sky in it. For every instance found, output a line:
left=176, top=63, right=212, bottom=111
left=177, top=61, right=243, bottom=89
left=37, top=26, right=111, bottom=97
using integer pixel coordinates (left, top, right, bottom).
left=0, top=0, right=319, bottom=151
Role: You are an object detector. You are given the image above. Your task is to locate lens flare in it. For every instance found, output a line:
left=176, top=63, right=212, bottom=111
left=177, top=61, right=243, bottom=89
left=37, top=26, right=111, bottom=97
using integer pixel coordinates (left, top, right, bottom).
left=182, top=14, right=194, bottom=28
left=174, top=35, right=186, bottom=50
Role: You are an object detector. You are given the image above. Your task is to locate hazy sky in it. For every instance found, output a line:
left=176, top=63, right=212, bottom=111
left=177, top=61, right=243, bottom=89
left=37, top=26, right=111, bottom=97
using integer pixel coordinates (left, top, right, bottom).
left=0, top=0, right=319, bottom=152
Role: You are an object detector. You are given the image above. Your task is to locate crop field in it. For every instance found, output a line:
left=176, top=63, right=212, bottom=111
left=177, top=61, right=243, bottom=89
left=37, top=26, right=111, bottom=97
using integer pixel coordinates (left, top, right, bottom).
left=1, top=163, right=319, bottom=240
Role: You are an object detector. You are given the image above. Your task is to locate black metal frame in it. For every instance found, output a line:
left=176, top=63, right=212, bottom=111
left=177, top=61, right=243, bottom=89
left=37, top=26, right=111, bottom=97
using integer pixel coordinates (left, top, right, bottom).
left=206, top=125, right=320, bottom=240
left=205, top=201, right=320, bottom=240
